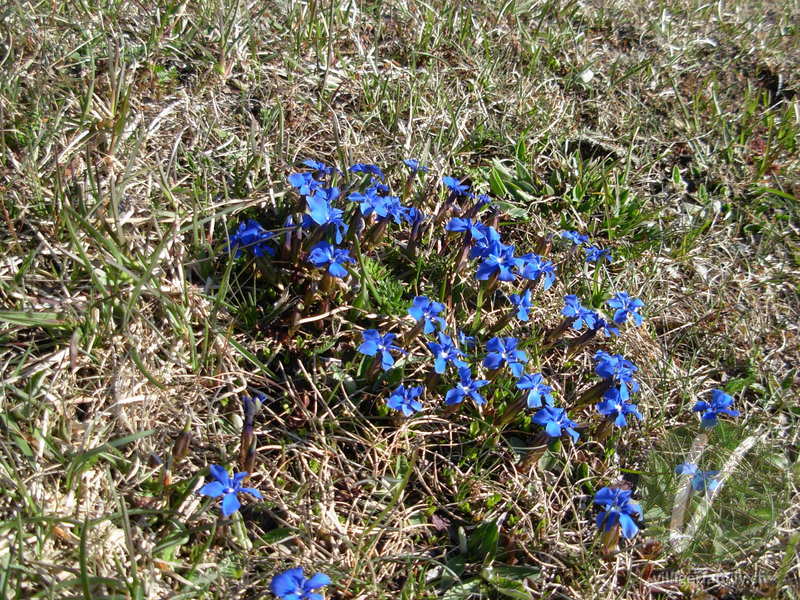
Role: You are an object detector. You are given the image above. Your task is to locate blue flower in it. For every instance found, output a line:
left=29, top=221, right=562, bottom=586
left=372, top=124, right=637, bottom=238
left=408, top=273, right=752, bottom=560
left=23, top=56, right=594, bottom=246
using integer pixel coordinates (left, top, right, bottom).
left=469, top=226, right=502, bottom=259
left=442, top=175, right=470, bottom=196
left=532, top=406, right=579, bottom=441
left=270, top=567, right=331, bottom=600
left=476, top=241, right=520, bottom=282
left=198, top=464, right=262, bottom=517
left=307, top=241, right=355, bottom=278
left=584, top=245, right=612, bottom=263
left=596, top=387, right=642, bottom=427
left=402, top=206, right=425, bottom=226
left=427, top=333, right=468, bottom=374
left=474, top=193, right=492, bottom=207
left=349, top=163, right=385, bottom=179
left=446, top=217, right=486, bottom=240
left=228, top=220, right=276, bottom=258
left=302, top=188, right=347, bottom=243
left=516, top=373, right=554, bottom=408
left=377, top=195, right=407, bottom=225
left=288, top=172, right=322, bottom=197
left=592, top=316, right=620, bottom=337
left=607, top=292, right=644, bottom=326
left=675, top=463, right=721, bottom=493
left=403, top=159, right=429, bottom=174
left=408, top=296, right=446, bottom=334
left=517, top=254, right=556, bottom=289
left=358, top=330, right=405, bottom=371
left=561, top=295, right=598, bottom=330
left=483, top=336, right=527, bottom=377
left=594, top=351, right=639, bottom=397
left=509, top=289, right=534, bottom=321
left=593, top=487, right=641, bottom=539
left=302, top=159, right=337, bottom=176
left=445, top=367, right=489, bottom=406
left=387, top=385, right=424, bottom=416
left=348, top=187, right=387, bottom=217
left=692, top=389, right=739, bottom=428
left=561, top=230, right=589, bottom=246
left=457, top=330, right=476, bottom=350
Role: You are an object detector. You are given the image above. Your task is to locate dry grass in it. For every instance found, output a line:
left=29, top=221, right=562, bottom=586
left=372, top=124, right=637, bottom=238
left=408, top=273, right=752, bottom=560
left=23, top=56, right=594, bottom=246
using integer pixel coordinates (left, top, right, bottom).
left=1, top=0, right=799, bottom=598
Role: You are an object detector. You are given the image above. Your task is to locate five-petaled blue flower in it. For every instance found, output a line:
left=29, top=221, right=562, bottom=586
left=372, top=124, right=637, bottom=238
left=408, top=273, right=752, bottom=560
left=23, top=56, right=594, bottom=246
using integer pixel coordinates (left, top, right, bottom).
left=517, top=254, right=556, bottom=289
left=442, top=175, right=470, bottom=196
left=516, top=373, right=554, bottom=408
left=302, top=159, right=337, bottom=176
left=476, top=241, right=520, bottom=282
left=402, top=206, right=425, bottom=226
left=532, top=406, right=580, bottom=441
left=584, top=245, right=612, bottom=263
left=445, top=367, right=489, bottom=406
left=607, top=292, right=644, bottom=326
left=198, top=464, right=262, bottom=517
left=675, top=463, right=721, bottom=493
left=561, top=295, right=598, bottom=331
left=594, top=351, right=639, bottom=398
left=446, top=217, right=486, bottom=240
left=408, top=296, right=446, bottom=334
left=596, top=387, right=643, bottom=427
left=387, top=385, right=424, bottom=416
left=427, top=333, right=468, bottom=374
left=358, top=330, right=405, bottom=371
left=483, top=336, right=527, bottom=377
left=593, top=487, right=641, bottom=539
left=403, top=159, right=429, bottom=174
left=302, top=188, right=347, bottom=243
left=228, top=220, right=276, bottom=258
left=307, top=241, right=355, bottom=278
left=509, top=289, right=534, bottom=321
left=349, top=163, right=385, bottom=179
left=469, top=225, right=503, bottom=259
left=348, top=187, right=390, bottom=218
left=288, top=172, right=322, bottom=197
left=692, top=389, right=739, bottom=428
left=561, top=230, right=589, bottom=246
left=270, top=567, right=331, bottom=600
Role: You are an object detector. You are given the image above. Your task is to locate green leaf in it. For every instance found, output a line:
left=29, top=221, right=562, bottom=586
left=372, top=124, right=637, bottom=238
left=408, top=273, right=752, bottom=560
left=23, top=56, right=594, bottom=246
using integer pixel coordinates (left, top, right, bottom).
left=467, top=520, right=499, bottom=563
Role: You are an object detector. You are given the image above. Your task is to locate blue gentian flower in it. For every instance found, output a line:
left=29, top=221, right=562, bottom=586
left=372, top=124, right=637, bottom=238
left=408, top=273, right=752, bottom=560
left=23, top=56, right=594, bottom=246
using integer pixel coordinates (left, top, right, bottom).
left=442, top=175, right=470, bottom=196
left=692, top=389, right=739, bottom=428
left=302, top=159, right=336, bottom=176
left=457, top=330, right=476, bottom=350
left=607, top=292, right=644, bottom=326
left=307, top=241, right=355, bottom=278
left=378, top=195, right=407, bottom=225
left=517, top=254, right=556, bottom=289
left=561, top=295, right=598, bottom=330
left=593, top=487, right=641, bottom=539
left=198, top=464, right=262, bottom=517
left=427, top=333, right=468, bottom=374
left=349, top=163, right=385, bottom=179
left=446, top=217, right=486, bottom=240
left=584, top=245, right=612, bottom=263
left=302, top=188, right=347, bottom=243
left=475, top=193, right=492, bottom=207
left=358, top=330, right=405, bottom=371
left=387, top=385, right=424, bottom=416
left=595, top=387, right=643, bottom=427
left=402, top=206, right=425, bottom=226
left=270, top=567, right=331, bottom=600
left=592, top=316, right=620, bottom=337
left=483, top=336, right=527, bottom=377
left=468, top=224, right=502, bottom=259
left=516, top=373, right=554, bottom=408
left=476, top=241, right=520, bottom=282
left=408, top=296, right=446, bottom=334
left=445, top=367, right=489, bottom=406
left=403, top=159, right=429, bottom=174
left=594, top=351, right=639, bottom=398
left=675, top=463, right=721, bottom=493
left=532, top=406, right=579, bottom=441
left=228, top=220, right=276, bottom=258
left=509, top=289, right=534, bottom=321
left=561, top=230, right=589, bottom=245
left=348, top=187, right=388, bottom=217
left=288, top=172, right=322, bottom=197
